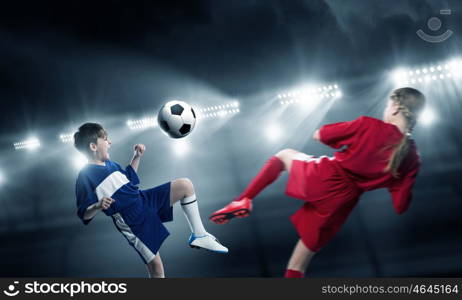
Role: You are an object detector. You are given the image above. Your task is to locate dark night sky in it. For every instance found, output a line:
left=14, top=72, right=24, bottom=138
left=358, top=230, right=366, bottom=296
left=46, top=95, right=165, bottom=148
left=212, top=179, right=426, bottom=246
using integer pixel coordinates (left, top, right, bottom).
left=1, top=0, right=461, bottom=137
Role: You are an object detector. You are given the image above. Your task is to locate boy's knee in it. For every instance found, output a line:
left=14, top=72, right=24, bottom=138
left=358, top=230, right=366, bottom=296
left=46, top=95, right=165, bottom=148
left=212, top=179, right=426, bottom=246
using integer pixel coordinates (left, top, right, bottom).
left=173, top=178, right=194, bottom=194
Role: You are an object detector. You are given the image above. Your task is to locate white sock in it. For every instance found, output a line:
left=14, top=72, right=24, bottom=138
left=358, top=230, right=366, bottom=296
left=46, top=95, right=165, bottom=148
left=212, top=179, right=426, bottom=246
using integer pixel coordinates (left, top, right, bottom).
left=180, top=194, right=207, bottom=236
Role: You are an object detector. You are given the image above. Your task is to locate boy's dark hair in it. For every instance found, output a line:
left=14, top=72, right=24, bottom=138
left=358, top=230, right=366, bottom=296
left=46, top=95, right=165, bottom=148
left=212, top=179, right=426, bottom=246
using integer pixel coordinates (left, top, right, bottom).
left=74, top=123, right=107, bottom=154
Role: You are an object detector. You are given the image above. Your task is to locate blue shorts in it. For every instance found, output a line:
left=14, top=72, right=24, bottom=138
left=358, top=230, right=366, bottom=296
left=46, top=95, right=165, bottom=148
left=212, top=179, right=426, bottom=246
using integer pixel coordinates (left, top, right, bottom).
left=140, top=182, right=173, bottom=223
left=111, top=182, right=173, bottom=264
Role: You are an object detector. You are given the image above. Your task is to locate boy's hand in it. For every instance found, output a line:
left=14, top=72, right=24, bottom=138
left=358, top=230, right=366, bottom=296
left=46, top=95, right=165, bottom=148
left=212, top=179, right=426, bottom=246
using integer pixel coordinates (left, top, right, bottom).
left=134, top=144, right=146, bottom=157
left=97, top=197, right=115, bottom=210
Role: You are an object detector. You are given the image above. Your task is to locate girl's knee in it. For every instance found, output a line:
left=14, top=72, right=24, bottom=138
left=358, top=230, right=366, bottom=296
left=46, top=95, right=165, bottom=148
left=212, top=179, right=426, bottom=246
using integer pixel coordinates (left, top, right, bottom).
left=275, top=148, right=297, bottom=159
left=275, top=149, right=298, bottom=171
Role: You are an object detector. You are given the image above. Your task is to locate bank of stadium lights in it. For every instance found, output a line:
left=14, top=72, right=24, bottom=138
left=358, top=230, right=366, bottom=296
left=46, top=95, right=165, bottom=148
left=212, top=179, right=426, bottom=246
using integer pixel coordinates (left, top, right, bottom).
left=13, top=137, right=41, bottom=151
left=127, top=117, right=157, bottom=130
left=60, top=133, right=74, bottom=144
left=196, top=101, right=240, bottom=119
left=278, top=84, right=342, bottom=105
left=392, top=58, right=462, bottom=86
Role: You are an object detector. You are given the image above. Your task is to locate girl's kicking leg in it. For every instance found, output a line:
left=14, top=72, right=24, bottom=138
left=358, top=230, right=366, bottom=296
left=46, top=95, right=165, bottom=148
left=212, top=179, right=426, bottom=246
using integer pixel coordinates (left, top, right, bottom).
left=170, top=178, right=228, bottom=253
left=285, top=239, right=316, bottom=278
left=210, top=149, right=299, bottom=224
left=146, top=253, right=164, bottom=278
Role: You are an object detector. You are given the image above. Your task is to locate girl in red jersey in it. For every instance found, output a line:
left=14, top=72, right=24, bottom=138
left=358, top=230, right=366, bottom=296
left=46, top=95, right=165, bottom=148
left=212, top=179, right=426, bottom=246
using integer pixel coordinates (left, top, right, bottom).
left=210, top=87, right=426, bottom=278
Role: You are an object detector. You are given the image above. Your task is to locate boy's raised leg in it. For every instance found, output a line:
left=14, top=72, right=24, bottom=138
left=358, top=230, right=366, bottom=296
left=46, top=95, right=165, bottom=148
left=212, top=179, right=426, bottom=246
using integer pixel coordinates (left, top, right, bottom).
left=170, top=178, right=228, bottom=253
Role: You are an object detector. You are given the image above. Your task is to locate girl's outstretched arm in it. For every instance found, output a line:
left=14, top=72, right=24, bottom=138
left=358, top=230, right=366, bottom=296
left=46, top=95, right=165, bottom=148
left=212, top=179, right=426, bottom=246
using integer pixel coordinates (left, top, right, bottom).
left=388, top=163, right=420, bottom=214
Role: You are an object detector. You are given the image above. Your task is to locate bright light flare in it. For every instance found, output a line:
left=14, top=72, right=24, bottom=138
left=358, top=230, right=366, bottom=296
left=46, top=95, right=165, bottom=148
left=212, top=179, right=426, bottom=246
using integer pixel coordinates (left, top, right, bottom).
left=265, top=124, right=283, bottom=142
left=392, top=68, right=409, bottom=86
left=172, top=140, right=190, bottom=157
left=419, top=108, right=436, bottom=126
left=447, top=59, right=462, bottom=76
left=73, top=153, right=88, bottom=170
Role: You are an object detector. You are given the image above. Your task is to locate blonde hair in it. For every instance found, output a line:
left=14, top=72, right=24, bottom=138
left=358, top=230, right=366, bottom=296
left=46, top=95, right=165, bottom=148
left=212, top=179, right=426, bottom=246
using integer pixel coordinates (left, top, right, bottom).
left=385, top=87, right=426, bottom=178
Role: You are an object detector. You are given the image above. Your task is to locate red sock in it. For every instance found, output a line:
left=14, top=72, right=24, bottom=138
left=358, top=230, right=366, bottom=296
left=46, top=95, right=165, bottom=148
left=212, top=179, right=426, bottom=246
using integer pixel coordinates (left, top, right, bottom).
left=236, top=156, right=284, bottom=201
left=284, top=269, right=304, bottom=278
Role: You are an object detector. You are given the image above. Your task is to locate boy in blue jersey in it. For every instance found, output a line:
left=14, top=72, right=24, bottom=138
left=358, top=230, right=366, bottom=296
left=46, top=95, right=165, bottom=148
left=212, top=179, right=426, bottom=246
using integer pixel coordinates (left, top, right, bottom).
left=74, top=123, right=228, bottom=278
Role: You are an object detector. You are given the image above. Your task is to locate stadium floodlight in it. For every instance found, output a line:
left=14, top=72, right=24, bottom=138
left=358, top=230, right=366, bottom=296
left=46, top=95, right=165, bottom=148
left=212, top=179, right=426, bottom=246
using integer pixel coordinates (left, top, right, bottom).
left=127, top=117, right=157, bottom=130
left=13, top=137, right=41, bottom=151
left=197, top=102, right=240, bottom=113
left=419, top=108, right=436, bottom=126
left=278, top=83, right=342, bottom=106
left=197, top=101, right=240, bottom=119
left=73, top=153, right=88, bottom=170
left=60, top=133, right=74, bottom=144
left=201, top=109, right=240, bottom=119
left=265, top=124, right=282, bottom=142
left=392, top=58, right=462, bottom=86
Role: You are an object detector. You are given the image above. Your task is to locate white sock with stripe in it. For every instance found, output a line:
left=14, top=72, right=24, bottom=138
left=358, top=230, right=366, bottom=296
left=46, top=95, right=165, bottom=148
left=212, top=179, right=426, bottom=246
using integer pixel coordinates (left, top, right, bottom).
left=180, top=194, right=207, bottom=237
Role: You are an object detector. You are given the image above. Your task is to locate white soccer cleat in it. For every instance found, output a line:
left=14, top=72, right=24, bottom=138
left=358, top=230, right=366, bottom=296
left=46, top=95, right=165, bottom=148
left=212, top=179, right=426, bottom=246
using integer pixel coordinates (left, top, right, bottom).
left=188, top=232, right=228, bottom=254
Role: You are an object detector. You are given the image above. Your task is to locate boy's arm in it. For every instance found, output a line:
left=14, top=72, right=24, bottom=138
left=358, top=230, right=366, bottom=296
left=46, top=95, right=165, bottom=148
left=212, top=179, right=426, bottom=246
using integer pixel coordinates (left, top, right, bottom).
left=83, top=203, right=100, bottom=220
left=130, top=144, right=145, bottom=172
left=83, top=197, right=115, bottom=220
left=76, top=175, right=115, bottom=225
left=76, top=175, right=99, bottom=225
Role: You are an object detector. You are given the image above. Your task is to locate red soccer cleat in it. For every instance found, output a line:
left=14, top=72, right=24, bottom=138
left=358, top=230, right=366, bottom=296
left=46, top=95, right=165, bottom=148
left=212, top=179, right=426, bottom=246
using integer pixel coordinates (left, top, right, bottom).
left=209, top=197, right=253, bottom=225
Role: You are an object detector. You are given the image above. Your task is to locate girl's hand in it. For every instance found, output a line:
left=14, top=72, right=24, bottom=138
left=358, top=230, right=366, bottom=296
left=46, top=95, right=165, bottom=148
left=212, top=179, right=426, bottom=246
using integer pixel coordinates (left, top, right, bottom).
left=134, top=144, right=146, bottom=157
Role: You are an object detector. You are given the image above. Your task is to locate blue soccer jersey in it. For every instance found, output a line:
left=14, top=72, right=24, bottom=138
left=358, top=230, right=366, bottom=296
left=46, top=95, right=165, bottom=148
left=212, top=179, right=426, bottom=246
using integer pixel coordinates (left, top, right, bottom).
left=75, top=159, right=173, bottom=264
left=75, top=160, right=141, bottom=225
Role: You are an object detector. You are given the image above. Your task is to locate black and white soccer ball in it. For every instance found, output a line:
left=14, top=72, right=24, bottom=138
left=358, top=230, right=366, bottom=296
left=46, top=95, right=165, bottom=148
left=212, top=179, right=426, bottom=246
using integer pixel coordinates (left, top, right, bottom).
left=157, top=100, right=196, bottom=139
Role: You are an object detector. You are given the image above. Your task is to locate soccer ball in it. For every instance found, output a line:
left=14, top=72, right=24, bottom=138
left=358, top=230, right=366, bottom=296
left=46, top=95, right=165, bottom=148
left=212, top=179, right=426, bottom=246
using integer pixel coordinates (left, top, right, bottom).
left=157, top=100, right=196, bottom=138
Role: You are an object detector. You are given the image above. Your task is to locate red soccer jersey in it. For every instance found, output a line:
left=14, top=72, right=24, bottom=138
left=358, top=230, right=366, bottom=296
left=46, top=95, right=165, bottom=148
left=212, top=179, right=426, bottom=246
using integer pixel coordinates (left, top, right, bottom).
left=319, top=115, right=421, bottom=214
left=286, top=115, right=421, bottom=252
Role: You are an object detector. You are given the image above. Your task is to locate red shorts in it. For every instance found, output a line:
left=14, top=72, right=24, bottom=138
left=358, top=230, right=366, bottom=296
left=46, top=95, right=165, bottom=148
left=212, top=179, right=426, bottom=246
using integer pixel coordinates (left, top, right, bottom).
left=285, top=153, right=363, bottom=252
